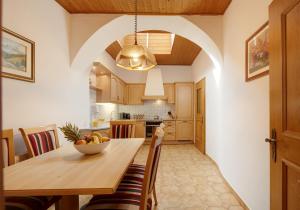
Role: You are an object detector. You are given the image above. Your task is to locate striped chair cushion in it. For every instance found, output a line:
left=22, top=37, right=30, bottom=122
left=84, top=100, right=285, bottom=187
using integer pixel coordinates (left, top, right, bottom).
left=111, top=124, right=135, bottom=138
left=83, top=164, right=152, bottom=210
left=5, top=195, right=61, bottom=210
left=27, top=130, right=57, bottom=156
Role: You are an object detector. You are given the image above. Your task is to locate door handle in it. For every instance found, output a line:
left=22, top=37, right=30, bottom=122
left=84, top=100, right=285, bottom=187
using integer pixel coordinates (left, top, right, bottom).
left=265, top=128, right=277, bottom=162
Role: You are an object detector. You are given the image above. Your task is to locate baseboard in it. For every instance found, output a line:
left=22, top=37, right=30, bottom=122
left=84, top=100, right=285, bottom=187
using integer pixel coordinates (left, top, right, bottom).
left=206, top=155, right=250, bottom=210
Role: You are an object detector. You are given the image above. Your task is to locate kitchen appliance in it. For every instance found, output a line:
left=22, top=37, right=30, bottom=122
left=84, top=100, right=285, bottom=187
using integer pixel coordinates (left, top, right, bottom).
left=119, top=112, right=130, bottom=119
left=145, top=120, right=162, bottom=139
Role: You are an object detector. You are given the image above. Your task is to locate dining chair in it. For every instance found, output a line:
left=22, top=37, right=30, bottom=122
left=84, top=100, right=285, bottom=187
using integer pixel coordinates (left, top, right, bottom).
left=19, top=124, right=60, bottom=158
left=1, top=129, right=61, bottom=210
left=110, top=120, right=136, bottom=138
left=83, top=125, right=165, bottom=210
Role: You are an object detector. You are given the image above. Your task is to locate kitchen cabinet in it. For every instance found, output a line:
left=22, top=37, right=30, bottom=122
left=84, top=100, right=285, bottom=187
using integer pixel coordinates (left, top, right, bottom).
left=163, top=120, right=176, bottom=141
left=110, top=75, right=118, bottom=102
left=123, top=84, right=129, bottom=104
left=164, top=84, right=175, bottom=104
left=116, top=78, right=125, bottom=104
left=135, top=121, right=145, bottom=138
left=175, top=120, right=193, bottom=140
left=96, top=74, right=126, bottom=104
left=175, top=83, right=194, bottom=120
left=128, top=84, right=145, bottom=105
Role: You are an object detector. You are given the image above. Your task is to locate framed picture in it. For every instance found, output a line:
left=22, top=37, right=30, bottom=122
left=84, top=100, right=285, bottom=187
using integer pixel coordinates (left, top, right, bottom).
left=1, top=27, right=35, bottom=82
left=245, top=22, right=269, bottom=82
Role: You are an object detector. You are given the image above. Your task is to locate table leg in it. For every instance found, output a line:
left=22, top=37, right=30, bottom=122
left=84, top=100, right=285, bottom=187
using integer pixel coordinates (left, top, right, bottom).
left=56, top=195, right=79, bottom=210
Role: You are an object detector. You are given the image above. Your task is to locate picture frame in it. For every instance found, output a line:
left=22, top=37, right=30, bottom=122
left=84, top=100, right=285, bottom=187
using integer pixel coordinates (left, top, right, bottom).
left=245, top=22, right=269, bottom=82
left=1, top=27, right=35, bottom=82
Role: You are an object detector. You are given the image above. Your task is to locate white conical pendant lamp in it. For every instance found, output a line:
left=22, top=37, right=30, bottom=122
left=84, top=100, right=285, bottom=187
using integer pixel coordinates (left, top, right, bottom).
left=116, top=0, right=157, bottom=71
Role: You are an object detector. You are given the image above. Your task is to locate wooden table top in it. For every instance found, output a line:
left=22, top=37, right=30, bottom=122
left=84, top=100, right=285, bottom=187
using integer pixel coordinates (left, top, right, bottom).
left=4, top=138, right=145, bottom=196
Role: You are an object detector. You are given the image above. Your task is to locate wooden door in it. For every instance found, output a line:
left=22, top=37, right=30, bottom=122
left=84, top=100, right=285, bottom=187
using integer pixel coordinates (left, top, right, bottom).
left=175, top=83, right=194, bottom=120
left=176, top=120, right=193, bottom=140
left=195, top=79, right=206, bottom=153
left=269, top=0, right=300, bottom=209
left=110, top=75, right=118, bottom=102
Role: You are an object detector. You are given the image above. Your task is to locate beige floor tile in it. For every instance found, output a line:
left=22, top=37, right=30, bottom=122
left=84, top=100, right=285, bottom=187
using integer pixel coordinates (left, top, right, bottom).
left=49, top=144, right=246, bottom=210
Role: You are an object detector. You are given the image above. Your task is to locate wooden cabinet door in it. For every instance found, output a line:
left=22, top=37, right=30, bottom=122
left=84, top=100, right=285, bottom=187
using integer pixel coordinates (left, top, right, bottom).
left=175, top=83, right=194, bottom=120
left=110, top=75, right=118, bottom=102
left=135, top=121, right=145, bottom=138
left=163, top=121, right=176, bottom=141
left=164, top=84, right=175, bottom=103
left=269, top=1, right=300, bottom=209
left=123, top=84, right=129, bottom=104
left=117, top=80, right=124, bottom=104
left=96, top=74, right=111, bottom=103
left=128, top=84, right=145, bottom=105
left=176, top=120, right=193, bottom=140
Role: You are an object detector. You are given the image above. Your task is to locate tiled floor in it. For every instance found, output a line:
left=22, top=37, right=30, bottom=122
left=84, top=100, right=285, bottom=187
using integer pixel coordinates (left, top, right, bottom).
left=52, top=144, right=245, bottom=210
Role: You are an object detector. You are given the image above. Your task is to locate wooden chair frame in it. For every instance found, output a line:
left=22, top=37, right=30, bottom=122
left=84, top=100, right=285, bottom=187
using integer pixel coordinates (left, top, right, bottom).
left=1, top=129, right=15, bottom=166
left=110, top=120, right=137, bottom=138
left=19, top=124, right=60, bottom=158
left=140, top=130, right=163, bottom=210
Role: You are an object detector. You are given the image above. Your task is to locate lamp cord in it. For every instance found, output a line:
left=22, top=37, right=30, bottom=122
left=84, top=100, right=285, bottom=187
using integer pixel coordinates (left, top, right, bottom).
left=134, top=0, right=137, bottom=45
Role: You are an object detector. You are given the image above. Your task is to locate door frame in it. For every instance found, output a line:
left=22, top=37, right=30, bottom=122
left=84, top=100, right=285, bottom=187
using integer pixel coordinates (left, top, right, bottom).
left=194, top=78, right=206, bottom=154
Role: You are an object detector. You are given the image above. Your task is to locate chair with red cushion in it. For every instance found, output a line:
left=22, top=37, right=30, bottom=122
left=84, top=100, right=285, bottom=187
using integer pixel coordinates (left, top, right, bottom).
left=1, top=129, right=61, bottom=210
left=82, top=126, right=164, bottom=210
left=19, top=124, right=60, bottom=158
left=110, top=120, right=136, bottom=139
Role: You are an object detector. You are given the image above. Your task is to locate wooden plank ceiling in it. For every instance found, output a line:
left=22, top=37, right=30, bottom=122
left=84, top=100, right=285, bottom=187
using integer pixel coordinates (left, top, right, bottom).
left=106, top=32, right=201, bottom=65
left=56, top=0, right=232, bottom=15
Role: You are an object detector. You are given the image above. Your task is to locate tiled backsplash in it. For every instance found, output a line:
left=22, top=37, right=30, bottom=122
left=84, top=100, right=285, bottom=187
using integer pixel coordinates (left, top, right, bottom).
left=119, top=100, right=175, bottom=120
left=90, top=89, right=175, bottom=122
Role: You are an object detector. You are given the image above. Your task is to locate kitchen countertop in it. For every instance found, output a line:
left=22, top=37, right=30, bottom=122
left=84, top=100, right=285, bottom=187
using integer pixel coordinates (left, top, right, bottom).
left=80, top=122, right=110, bottom=131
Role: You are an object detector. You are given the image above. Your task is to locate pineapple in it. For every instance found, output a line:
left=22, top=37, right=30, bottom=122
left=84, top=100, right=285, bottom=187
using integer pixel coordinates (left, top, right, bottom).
left=59, top=123, right=81, bottom=143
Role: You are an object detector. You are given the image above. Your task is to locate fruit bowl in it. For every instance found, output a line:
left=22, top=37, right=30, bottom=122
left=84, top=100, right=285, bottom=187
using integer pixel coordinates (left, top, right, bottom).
left=59, top=123, right=110, bottom=155
left=74, top=140, right=110, bottom=155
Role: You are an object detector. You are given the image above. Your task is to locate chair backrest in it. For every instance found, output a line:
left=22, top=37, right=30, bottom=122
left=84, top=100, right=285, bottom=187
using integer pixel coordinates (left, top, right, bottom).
left=1, top=129, right=15, bottom=167
left=19, top=124, right=60, bottom=158
left=110, top=120, right=136, bottom=138
left=140, top=126, right=164, bottom=210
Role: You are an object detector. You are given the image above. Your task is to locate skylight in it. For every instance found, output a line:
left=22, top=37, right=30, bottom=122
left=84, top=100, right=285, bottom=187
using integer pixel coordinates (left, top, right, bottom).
left=122, top=33, right=174, bottom=54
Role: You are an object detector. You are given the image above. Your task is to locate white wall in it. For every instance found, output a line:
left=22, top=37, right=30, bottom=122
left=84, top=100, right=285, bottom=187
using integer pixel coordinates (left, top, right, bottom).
left=2, top=0, right=90, bottom=154
left=192, top=0, right=271, bottom=209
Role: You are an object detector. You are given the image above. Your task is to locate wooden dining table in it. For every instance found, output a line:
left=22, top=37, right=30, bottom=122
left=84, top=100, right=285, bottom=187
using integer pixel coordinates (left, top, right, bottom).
left=4, top=138, right=145, bottom=210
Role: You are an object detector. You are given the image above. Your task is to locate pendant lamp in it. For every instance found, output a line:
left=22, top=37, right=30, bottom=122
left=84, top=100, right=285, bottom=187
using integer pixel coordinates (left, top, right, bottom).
left=116, top=0, right=157, bottom=71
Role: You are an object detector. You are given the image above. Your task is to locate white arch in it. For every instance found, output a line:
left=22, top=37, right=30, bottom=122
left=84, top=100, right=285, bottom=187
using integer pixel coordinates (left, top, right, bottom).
left=71, top=15, right=223, bottom=72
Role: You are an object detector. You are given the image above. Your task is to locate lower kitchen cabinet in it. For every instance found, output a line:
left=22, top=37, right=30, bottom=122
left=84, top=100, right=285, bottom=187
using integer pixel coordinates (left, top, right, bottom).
left=163, top=120, right=176, bottom=141
left=135, top=121, right=145, bottom=138
left=176, top=120, right=193, bottom=140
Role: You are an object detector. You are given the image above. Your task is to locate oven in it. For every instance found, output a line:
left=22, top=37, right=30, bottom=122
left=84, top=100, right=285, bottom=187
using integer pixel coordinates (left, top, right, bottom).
left=145, top=120, right=162, bottom=139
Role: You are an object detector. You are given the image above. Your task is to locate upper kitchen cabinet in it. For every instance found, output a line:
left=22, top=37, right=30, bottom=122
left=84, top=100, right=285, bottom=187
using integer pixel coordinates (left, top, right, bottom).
left=175, top=83, right=194, bottom=120
left=128, top=84, right=145, bottom=105
left=95, top=73, right=126, bottom=104
left=164, top=83, right=175, bottom=104
left=111, top=75, right=125, bottom=104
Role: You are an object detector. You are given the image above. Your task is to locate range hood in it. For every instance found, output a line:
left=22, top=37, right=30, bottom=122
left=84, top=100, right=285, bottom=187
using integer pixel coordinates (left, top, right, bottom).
left=142, top=68, right=167, bottom=100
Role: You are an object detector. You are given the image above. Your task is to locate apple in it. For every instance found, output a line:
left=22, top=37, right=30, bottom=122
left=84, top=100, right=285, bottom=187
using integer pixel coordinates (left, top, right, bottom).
left=75, top=139, right=87, bottom=145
